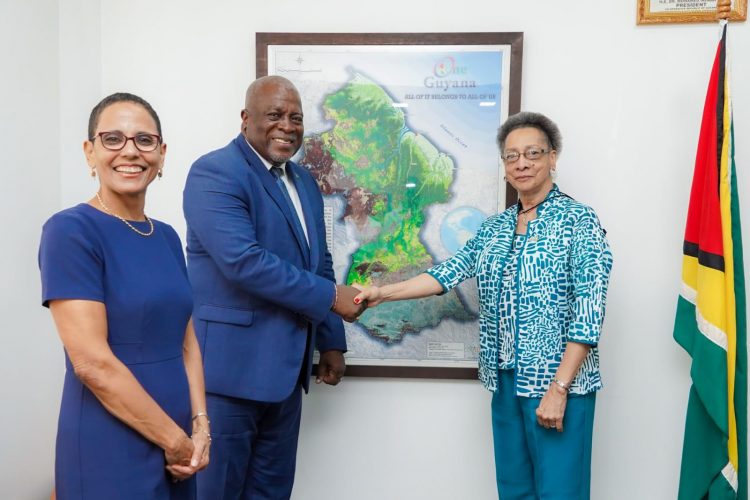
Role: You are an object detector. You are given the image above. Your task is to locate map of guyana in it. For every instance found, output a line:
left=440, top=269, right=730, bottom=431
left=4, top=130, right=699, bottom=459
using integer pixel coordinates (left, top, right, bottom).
left=301, top=72, right=476, bottom=343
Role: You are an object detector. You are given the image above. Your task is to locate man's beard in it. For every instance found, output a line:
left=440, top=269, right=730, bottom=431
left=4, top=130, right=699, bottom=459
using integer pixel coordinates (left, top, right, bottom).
left=268, top=146, right=299, bottom=165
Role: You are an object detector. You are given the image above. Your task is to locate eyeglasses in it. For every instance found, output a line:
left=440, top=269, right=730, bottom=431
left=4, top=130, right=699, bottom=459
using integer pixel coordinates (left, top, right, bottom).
left=92, top=131, right=162, bottom=152
left=501, top=148, right=550, bottom=164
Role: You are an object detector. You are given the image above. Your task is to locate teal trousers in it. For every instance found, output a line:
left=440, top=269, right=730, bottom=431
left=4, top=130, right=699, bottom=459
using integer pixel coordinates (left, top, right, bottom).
left=491, top=370, right=596, bottom=500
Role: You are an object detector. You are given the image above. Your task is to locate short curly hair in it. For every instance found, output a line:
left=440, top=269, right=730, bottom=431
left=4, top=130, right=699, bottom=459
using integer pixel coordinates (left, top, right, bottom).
left=88, top=92, right=162, bottom=140
left=496, top=111, right=562, bottom=156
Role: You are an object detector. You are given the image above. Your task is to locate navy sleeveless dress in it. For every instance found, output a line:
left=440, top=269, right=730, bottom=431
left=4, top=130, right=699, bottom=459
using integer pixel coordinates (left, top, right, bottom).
left=39, top=203, right=195, bottom=499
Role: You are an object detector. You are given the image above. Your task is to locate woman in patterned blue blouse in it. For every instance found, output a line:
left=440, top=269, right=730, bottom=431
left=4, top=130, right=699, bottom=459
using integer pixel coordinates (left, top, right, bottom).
left=353, top=112, right=613, bottom=500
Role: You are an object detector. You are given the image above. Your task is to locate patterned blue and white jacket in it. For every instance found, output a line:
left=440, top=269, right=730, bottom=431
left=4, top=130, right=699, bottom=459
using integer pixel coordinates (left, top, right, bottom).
left=426, top=186, right=613, bottom=397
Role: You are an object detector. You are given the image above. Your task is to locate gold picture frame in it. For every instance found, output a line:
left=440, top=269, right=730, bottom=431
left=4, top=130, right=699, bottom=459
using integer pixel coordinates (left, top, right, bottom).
left=637, top=0, right=747, bottom=24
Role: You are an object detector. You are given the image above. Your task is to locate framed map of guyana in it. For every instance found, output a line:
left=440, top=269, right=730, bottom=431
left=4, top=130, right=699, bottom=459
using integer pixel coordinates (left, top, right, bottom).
left=257, top=33, right=523, bottom=378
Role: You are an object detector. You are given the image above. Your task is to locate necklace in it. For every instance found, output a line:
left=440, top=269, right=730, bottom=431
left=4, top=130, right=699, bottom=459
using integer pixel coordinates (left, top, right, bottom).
left=517, top=200, right=544, bottom=226
left=95, top=191, right=154, bottom=237
left=517, top=192, right=571, bottom=226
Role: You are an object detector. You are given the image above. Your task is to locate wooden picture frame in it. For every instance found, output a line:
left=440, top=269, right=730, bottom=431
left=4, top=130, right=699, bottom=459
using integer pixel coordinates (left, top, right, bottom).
left=637, top=0, right=747, bottom=24
left=256, top=32, right=522, bottom=379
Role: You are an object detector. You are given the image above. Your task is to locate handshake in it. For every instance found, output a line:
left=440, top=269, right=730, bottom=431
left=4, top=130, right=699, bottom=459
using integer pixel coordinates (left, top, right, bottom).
left=331, top=284, right=376, bottom=323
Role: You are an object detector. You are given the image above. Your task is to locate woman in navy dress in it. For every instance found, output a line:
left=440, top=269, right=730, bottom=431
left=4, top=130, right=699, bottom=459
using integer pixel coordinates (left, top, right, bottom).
left=39, top=93, right=210, bottom=499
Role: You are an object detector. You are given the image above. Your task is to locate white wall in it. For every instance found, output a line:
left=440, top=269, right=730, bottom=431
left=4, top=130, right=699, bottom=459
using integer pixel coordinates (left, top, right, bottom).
left=0, top=1, right=100, bottom=499
left=59, top=0, right=102, bottom=208
left=6, top=0, right=748, bottom=498
left=0, top=1, right=61, bottom=498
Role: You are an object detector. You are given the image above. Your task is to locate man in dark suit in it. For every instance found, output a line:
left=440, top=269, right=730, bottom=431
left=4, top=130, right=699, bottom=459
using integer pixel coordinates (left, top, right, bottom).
left=183, top=75, right=363, bottom=499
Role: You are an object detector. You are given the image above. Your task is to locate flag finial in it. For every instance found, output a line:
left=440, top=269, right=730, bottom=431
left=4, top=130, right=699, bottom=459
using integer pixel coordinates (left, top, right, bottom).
left=717, top=0, right=732, bottom=20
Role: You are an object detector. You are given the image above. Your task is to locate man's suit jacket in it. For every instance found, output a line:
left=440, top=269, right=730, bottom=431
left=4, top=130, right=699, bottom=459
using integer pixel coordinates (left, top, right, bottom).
left=183, top=134, right=346, bottom=403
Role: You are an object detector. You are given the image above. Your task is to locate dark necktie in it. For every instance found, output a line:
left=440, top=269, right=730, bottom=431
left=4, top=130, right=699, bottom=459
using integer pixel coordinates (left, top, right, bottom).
left=271, top=166, right=308, bottom=248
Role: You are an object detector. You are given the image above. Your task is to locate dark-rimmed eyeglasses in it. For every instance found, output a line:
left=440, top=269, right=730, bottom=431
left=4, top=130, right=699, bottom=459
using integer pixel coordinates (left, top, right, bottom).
left=91, top=131, right=162, bottom=152
left=502, top=148, right=550, bottom=164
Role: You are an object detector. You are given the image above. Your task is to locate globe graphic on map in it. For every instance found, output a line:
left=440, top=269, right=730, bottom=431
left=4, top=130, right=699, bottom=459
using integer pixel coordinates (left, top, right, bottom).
left=440, top=206, right=488, bottom=254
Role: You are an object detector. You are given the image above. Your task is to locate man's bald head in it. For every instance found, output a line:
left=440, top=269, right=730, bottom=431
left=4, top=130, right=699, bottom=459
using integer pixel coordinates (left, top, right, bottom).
left=245, top=76, right=299, bottom=109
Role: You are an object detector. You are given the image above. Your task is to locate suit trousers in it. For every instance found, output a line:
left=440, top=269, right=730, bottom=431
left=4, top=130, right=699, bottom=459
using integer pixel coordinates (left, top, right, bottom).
left=197, top=388, right=303, bottom=500
left=491, top=369, right=596, bottom=500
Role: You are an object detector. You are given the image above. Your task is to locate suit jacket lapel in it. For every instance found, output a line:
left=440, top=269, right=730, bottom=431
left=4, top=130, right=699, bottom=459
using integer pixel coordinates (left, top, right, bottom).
left=288, top=163, right=319, bottom=271
left=233, top=135, right=311, bottom=267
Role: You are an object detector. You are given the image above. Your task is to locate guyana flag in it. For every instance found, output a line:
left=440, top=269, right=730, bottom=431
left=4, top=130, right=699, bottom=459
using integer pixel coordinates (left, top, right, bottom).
left=675, top=23, right=747, bottom=500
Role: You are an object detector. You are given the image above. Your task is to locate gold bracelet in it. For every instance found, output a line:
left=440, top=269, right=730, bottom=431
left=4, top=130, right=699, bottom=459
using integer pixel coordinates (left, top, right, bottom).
left=192, top=412, right=210, bottom=423
left=552, top=378, right=571, bottom=392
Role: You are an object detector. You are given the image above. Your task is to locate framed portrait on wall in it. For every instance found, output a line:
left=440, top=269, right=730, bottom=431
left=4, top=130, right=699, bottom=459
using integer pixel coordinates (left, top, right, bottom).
left=256, top=32, right=523, bottom=378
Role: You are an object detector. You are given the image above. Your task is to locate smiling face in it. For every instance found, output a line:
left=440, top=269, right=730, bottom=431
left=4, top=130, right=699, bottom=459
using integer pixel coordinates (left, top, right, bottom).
left=242, top=79, right=304, bottom=164
left=502, top=126, right=557, bottom=200
left=84, top=101, right=165, bottom=199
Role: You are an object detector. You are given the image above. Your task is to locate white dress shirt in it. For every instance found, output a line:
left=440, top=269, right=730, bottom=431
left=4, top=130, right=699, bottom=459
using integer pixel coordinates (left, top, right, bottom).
left=246, top=140, right=310, bottom=244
